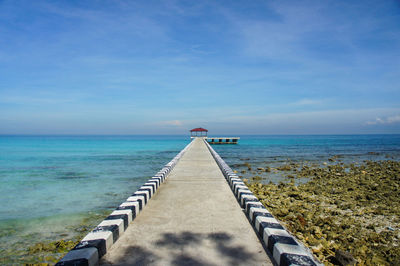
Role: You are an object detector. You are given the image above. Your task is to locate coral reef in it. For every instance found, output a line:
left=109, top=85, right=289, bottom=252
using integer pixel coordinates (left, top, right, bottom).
left=244, top=160, right=400, bottom=265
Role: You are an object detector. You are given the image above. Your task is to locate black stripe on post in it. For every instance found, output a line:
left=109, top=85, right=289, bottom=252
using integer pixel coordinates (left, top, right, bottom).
left=236, top=187, right=250, bottom=197
left=94, top=225, right=119, bottom=243
left=155, top=174, right=164, bottom=182
left=147, top=180, right=159, bottom=189
left=232, top=183, right=244, bottom=190
left=138, top=187, right=152, bottom=198
left=73, top=239, right=106, bottom=258
left=267, top=235, right=298, bottom=253
left=55, top=258, right=89, bottom=266
left=279, top=253, right=317, bottom=266
left=149, top=183, right=157, bottom=192
left=232, top=183, right=243, bottom=190
left=153, top=177, right=163, bottom=184
left=105, top=214, right=129, bottom=230
left=128, top=198, right=143, bottom=210
left=117, top=205, right=137, bottom=219
left=150, top=177, right=162, bottom=183
left=143, top=183, right=156, bottom=193
left=132, top=192, right=148, bottom=204
left=238, top=192, right=253, bottom=202
left=246, top=203, right=263, bottom=215
left=233, top=182, right=245, bottom=190
left=252, top=211, right=273, bottom=223
left=242, top=198, right=258, bottom=206
left=259, top=222, right=284, bottom=236
left=230, top=178, right=241, bottom=185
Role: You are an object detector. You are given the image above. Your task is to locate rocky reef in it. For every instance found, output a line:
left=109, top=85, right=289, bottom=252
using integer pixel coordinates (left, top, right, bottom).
left=244, top=160, right=400, bottom=265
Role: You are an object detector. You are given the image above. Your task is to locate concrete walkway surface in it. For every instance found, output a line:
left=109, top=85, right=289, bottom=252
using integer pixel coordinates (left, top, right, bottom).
left=100, top=138, right=273, bottom=266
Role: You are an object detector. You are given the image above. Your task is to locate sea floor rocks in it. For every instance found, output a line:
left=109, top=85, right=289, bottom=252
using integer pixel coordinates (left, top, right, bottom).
left=244, top=160, right=400, bottom=265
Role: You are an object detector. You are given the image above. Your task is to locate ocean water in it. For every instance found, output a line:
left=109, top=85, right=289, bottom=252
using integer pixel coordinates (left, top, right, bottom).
left=0, top=135, right=189, bottom=263
left=1, top=134, right=399, bottom=263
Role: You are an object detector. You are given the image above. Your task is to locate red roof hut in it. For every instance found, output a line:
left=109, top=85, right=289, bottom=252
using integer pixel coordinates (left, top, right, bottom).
left=190, top=127, right=208, bottom=137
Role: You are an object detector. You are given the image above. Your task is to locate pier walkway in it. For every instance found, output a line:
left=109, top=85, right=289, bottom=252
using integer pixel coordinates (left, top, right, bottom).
left=100, top=137, right=273, bottom=265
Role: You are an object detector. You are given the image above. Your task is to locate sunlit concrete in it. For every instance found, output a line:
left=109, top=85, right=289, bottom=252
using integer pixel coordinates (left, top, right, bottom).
left=100, top=137, right=273, bottom=266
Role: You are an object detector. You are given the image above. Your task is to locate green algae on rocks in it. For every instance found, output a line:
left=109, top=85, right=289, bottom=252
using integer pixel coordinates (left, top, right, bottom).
left=244, top=160, right=400, bottom=265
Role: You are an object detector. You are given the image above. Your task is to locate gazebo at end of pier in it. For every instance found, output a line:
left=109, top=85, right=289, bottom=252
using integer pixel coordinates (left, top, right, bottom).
left=190, top=127, right=208, bottom=137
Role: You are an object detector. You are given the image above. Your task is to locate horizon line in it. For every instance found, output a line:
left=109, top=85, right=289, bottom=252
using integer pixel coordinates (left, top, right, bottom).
left=1, top=133, right=400, bottom=136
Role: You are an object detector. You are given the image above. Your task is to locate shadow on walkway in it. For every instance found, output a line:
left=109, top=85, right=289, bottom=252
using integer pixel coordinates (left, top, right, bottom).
left=102, top=231, right=259, bottom=266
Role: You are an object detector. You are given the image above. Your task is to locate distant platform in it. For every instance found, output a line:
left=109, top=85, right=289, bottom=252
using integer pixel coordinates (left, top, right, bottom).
left=191, top=137, right=240, bottom=144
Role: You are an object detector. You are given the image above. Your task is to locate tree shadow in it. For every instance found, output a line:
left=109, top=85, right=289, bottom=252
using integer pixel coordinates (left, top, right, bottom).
left=155, top=231, right=202, bottom=248
left=171, top=254, right=214, bottom=266
left=101, top=231, right=268, bottom=265
left=155, top=231, right=257, bottom=265
left=207, top=232, right=232, bottom=242
left=101, top=246, right=159, bottom=265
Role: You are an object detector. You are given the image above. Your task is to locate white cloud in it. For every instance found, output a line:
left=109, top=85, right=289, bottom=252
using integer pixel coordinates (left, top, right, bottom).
left=366, top=115, right=400, bottom=125
left=157, top=120, right=184, bottom=127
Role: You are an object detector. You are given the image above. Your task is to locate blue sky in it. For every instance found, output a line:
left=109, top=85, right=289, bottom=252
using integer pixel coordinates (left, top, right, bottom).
left=0, top=0, right=399, bottom=134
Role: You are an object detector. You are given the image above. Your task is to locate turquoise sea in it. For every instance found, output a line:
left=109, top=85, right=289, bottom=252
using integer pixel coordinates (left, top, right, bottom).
left=1, top=134, right=400, bottom=263
left=0, top=135, right=189, bottom=263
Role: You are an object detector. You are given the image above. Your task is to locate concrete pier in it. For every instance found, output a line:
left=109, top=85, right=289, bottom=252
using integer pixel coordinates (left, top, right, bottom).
left=58, top=137, right=318, bottom=266
left=100, top=137, right=273, bottom=265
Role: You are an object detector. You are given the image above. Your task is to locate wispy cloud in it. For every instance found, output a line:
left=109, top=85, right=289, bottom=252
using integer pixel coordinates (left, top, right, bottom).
left=366, top=115, right=400, bottom=125
left=226, top=1, right=400, bottom=73
left=156, top=120, right=184, bottom=127
left=228, top=2, right=331, bottom=60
